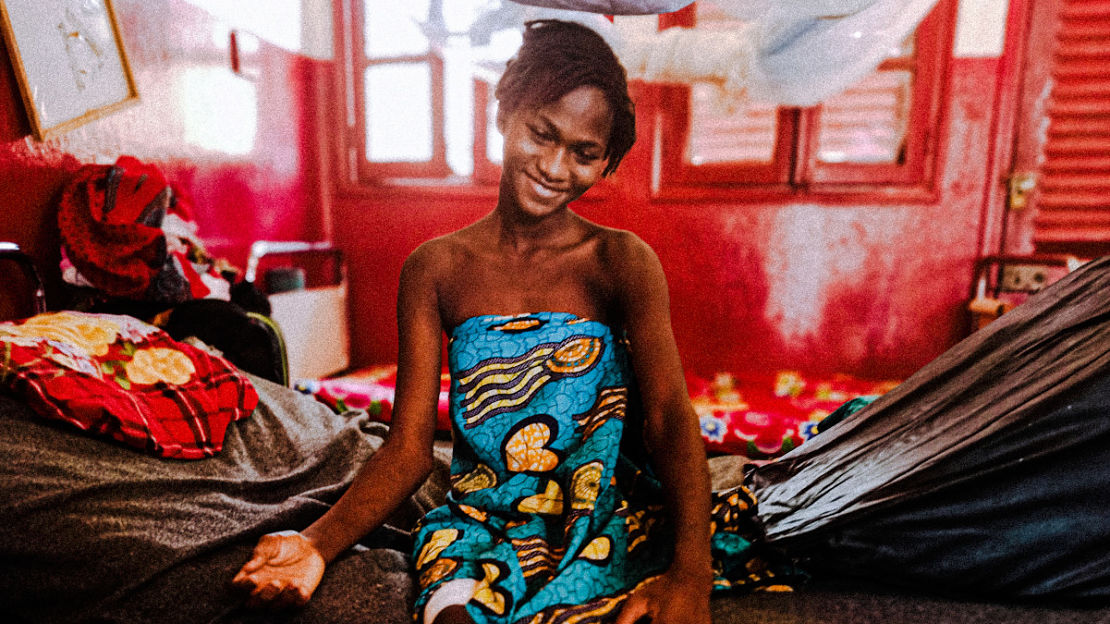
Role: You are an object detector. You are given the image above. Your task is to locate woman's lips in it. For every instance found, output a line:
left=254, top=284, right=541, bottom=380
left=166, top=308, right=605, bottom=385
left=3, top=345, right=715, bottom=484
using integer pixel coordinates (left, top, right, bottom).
left=528, top=175, right=566, bottom=199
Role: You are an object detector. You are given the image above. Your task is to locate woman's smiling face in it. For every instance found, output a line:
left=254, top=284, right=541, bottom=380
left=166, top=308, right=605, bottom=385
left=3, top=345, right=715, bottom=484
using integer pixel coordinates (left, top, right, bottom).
left=498, top=85, right=613, bottom=220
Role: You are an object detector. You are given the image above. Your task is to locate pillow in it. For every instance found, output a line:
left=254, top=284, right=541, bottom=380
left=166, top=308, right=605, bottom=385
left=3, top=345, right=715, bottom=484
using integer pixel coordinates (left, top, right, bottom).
left=0, top=311, right=258, bottom=459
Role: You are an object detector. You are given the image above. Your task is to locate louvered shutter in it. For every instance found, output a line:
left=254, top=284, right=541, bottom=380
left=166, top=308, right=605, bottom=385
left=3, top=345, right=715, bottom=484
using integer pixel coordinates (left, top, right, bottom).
left=1034, top=0, right=1110, bottom=249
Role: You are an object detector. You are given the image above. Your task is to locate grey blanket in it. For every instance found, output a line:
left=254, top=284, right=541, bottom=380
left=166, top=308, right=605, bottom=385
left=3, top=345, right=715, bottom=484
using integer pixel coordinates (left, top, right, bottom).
left=4, top=353, right=1107, bottom=624
left=0, top=375, right=449, bottom=624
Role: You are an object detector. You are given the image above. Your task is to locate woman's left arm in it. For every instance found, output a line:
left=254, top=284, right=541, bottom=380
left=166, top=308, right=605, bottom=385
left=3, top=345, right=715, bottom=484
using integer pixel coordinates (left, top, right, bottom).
left=611, top=233, right=713, bottom=624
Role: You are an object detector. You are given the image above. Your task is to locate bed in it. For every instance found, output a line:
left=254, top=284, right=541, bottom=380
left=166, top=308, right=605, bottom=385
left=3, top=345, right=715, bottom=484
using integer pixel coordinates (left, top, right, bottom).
left=298, top=364, right=900, bottom=459
left=0, top=243, right=453, bottom=624
left=6, top=239, right=1110, bottom=624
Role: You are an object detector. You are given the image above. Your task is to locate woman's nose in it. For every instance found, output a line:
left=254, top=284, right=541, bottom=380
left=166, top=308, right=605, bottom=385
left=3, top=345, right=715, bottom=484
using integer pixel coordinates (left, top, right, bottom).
left=537, top=147, right=569, bottom=182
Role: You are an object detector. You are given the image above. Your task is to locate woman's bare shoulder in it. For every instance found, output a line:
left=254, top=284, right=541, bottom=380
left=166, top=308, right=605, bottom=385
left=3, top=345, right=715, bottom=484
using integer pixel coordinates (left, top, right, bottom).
left=405, top=225, right=484, bottom=270
left=399, top=234, right=466, bottom=295
left=592, top=225, right=658, bottom=274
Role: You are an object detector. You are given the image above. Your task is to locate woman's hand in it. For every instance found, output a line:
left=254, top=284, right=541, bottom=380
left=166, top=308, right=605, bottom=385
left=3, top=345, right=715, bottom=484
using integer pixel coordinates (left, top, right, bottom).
left=614, top=567, right=713, bottom=624
left=231, top=531, right=325, bottom=608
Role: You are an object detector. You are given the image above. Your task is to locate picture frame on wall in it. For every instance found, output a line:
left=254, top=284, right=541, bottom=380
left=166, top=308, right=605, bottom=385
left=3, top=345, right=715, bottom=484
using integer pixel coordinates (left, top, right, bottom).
left=0, top=0, right=139, bottom=140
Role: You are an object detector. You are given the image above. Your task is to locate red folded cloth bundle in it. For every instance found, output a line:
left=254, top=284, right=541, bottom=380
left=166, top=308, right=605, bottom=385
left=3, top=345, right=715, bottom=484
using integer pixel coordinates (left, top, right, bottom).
left=58, top=156, right=228, bottom=303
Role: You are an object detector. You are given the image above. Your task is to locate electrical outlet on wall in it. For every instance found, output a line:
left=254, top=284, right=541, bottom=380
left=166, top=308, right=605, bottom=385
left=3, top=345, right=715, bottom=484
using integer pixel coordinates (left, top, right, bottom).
left=1000, top=264, right=1050, bottom=292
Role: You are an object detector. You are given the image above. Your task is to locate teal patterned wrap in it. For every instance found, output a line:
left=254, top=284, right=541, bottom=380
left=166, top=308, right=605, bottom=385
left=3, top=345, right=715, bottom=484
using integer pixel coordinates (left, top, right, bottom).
left=412, top=312, right=794, bottom=624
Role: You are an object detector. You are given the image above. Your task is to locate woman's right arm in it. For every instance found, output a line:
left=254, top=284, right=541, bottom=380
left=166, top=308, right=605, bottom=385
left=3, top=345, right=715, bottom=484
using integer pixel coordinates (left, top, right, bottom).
left=232, top=243, right=446, bottom=608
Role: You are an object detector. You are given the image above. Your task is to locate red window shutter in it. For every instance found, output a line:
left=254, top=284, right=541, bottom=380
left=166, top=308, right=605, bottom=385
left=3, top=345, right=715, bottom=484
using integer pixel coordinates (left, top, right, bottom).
left=1034, top=0, right=1110, bottom=250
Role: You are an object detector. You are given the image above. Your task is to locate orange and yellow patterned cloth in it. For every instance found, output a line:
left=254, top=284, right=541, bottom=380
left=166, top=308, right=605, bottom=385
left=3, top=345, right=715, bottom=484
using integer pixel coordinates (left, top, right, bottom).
left=411, top=312, right=796, bottom=624
left=0, top=312, right=257, bottom=459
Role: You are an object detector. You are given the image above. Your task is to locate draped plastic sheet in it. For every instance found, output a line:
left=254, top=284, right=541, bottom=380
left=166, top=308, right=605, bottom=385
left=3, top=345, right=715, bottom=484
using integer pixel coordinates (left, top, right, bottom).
left=748, top=256, right=1110, bottom=600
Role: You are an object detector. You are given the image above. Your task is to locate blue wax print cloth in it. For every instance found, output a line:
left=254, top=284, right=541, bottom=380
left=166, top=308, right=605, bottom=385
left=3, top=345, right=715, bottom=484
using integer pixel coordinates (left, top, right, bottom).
left=412, top=312, right=794, bottom=624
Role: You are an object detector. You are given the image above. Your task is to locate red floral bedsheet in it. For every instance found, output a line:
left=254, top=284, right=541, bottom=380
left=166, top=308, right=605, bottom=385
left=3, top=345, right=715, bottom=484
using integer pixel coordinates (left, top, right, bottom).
left=295, top=366, right=452, bottom=432
left=297, top=366, right=898, bottom=458
left=687, top=370, right=899, bottom=458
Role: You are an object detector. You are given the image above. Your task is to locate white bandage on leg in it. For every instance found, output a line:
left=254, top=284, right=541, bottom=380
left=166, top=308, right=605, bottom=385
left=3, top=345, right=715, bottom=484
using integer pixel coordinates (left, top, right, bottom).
left=423, top=578, right=479, bottom=624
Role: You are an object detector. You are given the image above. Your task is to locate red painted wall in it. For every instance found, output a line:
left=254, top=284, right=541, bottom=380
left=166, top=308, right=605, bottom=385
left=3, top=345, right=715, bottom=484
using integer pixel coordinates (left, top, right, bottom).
left=0, top=0, right=328, bottom=310
left=0, top=1, right=1019, bottom=383
left=330, top=57, right=1007, bottom=381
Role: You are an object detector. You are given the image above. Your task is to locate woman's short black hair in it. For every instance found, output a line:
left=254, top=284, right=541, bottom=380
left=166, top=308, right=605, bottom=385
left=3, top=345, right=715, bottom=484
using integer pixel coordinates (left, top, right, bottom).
left=495, top=19, right=635, bottom=177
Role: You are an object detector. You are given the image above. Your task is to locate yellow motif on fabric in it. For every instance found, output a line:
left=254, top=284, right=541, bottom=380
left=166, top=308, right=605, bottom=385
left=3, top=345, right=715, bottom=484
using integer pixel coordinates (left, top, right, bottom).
left=517, top=479, right=563, bottom=515
left=125, top=347, right=196, bottom=385
left=457, top=504, right=489, bottom=523
left=512, top=535, right=558, bottom=580
left=457, top=347, right=555, bottom=428
left=580, top=536, right=612, bottom=562
left=7, top=312, right=120, bottom=357
left=625, top=508, right=656, bottom=552
left=570, top=462, right=603, bottom=512
left=416, top=528, right=459, bottom=569
left=456, top=334, right=604, bottom=428
left=574, top=387, right=627, bottom=439
left=472, top=562, right=509, bottom=616
left=546, top=337, right=601, bottom=374
left=505, top=421, right=560, bottom=473
left=452, top=464, right=498, bottom=494
left=419, top=557, right=459, bottom=589
left=492, top=319, right=543, bottom=332
left=456, top=346, right=554, bottom=387
left=710, top=486, right=754, bottom=533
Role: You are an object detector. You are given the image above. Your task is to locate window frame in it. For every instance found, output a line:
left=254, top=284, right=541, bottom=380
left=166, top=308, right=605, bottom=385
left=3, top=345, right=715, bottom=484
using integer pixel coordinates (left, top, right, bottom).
left=798, top=2, right=954, bottom=189
left=333, top=0, right=955, bottom=201
left=651, top=0, right=955, bottom=200
left=337, top=0, right=452, bottom=185
left=471, top=79, right=503, bottom=187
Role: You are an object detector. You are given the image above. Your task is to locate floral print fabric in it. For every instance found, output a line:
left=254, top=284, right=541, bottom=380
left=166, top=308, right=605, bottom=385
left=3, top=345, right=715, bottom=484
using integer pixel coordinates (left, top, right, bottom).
left=0, top=311, right=257, bottom=459
left=691, top=370, right=899, bottom=459
left=411, top=312, right=793, bottom=624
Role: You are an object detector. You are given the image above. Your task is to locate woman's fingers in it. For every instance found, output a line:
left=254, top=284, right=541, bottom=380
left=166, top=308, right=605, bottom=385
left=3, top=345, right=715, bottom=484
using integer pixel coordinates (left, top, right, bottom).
left=231, top=536, right=281, bottom=586
left=232, top=554, right=267, bottom=582
left=247, top=579, right=287, bottom=607
left=232, top=532, right=325, bottom=608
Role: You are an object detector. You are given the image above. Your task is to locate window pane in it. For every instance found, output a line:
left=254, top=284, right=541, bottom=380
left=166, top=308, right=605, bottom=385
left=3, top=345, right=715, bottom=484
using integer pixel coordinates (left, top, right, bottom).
left=360, top=0, right=514, bottom=177
left=487, top=97, right=503, bottom=165
left=685, top=2, right=778, bottom=165
left=815, top=70, right=913, bottom=164
left=445, top=35, right=476, bottom=177
left=364, top=0, right=430, bottom=56
left=365, top=63, right=433, bottom=162
left=686, top=84, right=779, bottom=164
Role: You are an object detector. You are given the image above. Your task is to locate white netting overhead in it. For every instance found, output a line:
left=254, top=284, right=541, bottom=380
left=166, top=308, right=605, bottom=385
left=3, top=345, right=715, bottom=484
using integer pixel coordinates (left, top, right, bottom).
left=490, top=0, right=940, bottom=106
